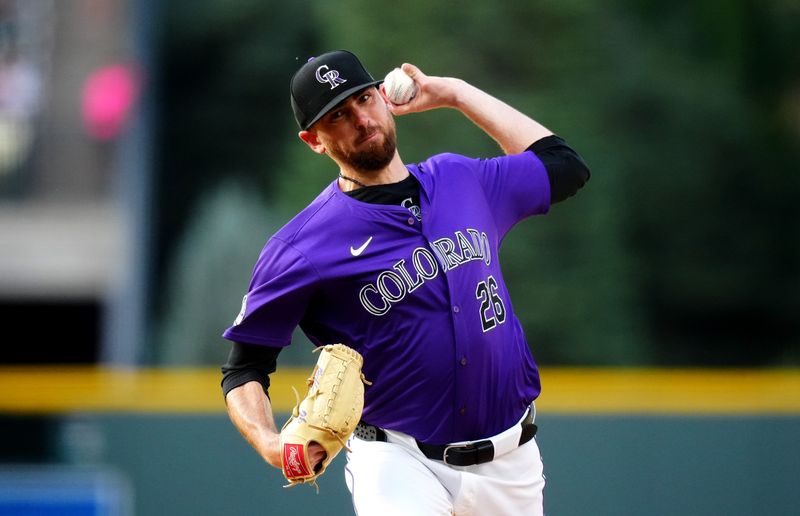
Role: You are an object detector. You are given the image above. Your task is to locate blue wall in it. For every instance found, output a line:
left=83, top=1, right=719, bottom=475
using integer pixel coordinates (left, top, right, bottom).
left=2, top=413, right=798, bottom=515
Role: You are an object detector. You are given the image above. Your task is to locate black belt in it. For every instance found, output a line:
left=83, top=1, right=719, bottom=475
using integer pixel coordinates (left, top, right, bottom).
left=353, top=409, right=537, bottom=467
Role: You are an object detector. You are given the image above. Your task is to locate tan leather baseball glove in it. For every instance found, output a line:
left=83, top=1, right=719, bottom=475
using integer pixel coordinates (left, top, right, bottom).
left=280, top=344, right=370, bottom=490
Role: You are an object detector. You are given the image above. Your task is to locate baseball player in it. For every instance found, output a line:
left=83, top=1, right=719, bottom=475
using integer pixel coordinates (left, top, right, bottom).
left=221, top=50, right=589, bottom=515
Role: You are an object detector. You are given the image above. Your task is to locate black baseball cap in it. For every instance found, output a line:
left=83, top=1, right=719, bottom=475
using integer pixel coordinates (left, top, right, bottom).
left=290, top=50, right=382, bottom=130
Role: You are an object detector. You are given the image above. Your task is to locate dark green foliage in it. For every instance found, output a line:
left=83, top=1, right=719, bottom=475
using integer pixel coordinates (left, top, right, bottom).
left=152, top=0, right=318, bottom=309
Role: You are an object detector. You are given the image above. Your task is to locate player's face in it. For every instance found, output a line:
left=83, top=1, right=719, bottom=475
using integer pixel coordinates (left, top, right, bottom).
left=313, top=87, right=397, bottom=172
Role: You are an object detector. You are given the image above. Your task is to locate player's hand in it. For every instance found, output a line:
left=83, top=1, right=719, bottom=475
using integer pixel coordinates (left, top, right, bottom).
left=384, top=63, right=462, bottom=116
left=263, top=431, right=283, bottom=468
left=308, top=442, right=327, bottom=471
left=265, top=435, right=325, bottom=470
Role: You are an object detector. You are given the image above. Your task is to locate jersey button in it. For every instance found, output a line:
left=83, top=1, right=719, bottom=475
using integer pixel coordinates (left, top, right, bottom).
left=407, top=217, right=415, bottom=225
left=452, top=305, right=460, bottom=313
left=460, top=357, right=467, bottom=366
left=459, top=407, right=467, bottom=416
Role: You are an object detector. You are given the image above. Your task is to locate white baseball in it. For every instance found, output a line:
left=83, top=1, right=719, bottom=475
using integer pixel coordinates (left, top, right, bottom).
left=383, top=67, right=417, bottom=105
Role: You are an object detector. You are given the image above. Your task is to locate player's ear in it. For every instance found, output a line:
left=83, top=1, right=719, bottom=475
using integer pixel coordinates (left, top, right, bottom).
left=378, top=84, right=391, bottom=105
left=298, top=130, right=326, bottom=155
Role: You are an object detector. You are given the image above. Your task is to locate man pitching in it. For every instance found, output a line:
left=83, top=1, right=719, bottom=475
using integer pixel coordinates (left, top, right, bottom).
left=221, top=50, right=589, bottom=515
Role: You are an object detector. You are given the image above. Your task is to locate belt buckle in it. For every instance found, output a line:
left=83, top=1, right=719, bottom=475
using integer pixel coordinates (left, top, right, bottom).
left=442, top=444, right=460, bottom=466
left=443, top=440, right=494, bottom=466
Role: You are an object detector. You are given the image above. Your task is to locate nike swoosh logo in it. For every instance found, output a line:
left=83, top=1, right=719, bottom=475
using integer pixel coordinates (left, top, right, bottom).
left=350, top=236, right=373, bottom=257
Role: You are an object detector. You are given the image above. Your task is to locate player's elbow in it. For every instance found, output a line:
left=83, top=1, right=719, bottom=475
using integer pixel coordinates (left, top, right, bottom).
left=548, top=155, right=590, bottom=204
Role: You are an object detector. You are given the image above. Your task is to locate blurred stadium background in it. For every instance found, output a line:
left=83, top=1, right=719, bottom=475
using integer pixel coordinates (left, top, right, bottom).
left=0, top=0, right=798, bottom=514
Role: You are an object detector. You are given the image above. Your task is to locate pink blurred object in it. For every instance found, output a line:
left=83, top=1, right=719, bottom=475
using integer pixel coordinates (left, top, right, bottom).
left=81, top=64, right=141, bottom=141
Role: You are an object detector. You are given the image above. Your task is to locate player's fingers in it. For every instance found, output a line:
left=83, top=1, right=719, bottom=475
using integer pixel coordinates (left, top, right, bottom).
left=309, top=442, right=327, bottom=470
left=388, top=99, right=414, bottom=116
left=401, top=63, right=424, bottom=81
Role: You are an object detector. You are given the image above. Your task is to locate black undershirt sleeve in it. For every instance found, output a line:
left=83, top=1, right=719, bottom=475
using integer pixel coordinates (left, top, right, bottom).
left=526, top=135, right=590, bottom=203
left=221, top=341, right=282, bottom=399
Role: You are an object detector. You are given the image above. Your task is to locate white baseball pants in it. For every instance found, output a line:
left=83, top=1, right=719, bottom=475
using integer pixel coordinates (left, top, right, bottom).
left=344, top=421, right=545, bottom=515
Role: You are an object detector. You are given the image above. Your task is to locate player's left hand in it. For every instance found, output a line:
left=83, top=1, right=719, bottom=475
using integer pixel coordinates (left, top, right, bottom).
left=383, top=63, right=462, bottom=116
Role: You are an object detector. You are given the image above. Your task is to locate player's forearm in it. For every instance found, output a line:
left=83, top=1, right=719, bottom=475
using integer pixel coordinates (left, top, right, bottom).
left=393, top=64, right=552, bottom=154
left=225, top=381, right=282, bottom=468
left=450, top=79, right=553, bottom=155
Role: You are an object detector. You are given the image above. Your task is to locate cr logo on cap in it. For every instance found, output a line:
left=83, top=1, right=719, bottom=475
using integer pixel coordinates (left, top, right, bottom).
left=315, top=64, right=347, bottom=89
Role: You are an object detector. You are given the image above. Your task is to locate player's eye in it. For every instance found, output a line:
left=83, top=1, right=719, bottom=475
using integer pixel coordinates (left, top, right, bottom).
left=359, top=93, right=371, bottom=103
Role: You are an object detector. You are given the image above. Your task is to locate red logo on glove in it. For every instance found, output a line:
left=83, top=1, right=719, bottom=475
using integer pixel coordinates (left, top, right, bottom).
left=283, top=443, right=311, bottom=478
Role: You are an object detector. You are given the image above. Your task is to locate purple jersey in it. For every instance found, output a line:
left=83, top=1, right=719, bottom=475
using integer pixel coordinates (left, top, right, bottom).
left=223, top=151, right=551, bottom=444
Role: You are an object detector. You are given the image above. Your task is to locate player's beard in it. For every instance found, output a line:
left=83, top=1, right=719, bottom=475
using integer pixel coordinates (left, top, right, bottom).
left=328, top=121, right=397, bottom=173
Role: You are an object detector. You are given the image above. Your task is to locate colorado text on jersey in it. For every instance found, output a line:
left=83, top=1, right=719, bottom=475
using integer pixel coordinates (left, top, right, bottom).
left=358, top=227, right=490, bottom=317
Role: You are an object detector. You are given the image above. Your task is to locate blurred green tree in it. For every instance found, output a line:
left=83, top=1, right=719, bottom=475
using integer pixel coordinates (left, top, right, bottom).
left=609, top=0, right=800, bottom=364
left=152, top=0, right=317, bottom=320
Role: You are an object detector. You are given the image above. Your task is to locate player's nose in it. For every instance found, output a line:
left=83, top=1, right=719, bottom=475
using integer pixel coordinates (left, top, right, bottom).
left=351, top=106, right=372, bottom=128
